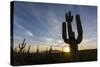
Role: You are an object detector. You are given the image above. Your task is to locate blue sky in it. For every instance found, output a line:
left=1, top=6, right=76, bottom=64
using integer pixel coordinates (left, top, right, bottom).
left=13, top=1, right=97, bottom=50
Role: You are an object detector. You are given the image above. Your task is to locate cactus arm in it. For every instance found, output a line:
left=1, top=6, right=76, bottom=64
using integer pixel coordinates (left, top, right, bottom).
left=65, top=11, right=73, bottom=23
left=19, top=44, right=21, bottom=49
left=23, top=43, right=26, bottom=48
left=66, top=11, right=74, bottom=40
left=22, top=39, right=26, bottom=48
left=62, top=22, right=69, bottom=43
left=22, top=39, right=26, bottom=44
left=76, top=15, right=83, bottom=44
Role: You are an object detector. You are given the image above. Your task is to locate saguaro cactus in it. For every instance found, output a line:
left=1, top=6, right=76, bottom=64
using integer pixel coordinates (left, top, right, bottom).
left=18, top=39, right=26, bottom=53
left=36, top=45, right=39, bottom=53
left=62, top=11, right=83, bottom=61
left=62, top=47, right=64, bottom=52
left=27, top=45, right=30, bottom=53
left=49, top=46, right=53, bottom=54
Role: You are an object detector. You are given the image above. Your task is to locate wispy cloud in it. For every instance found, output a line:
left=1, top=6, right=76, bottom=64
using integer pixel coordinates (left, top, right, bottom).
left=14, top=21, right=34, bottom=37
left=43, top=37, right=65, bottom=46
left=15, top=22, right=25, bottom=29
left=25, top=30, right=33, bottom=37
left=82, top=38, right=97, bottom=43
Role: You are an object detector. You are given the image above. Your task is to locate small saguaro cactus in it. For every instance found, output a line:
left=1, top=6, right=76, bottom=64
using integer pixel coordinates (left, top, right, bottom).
left=36, top=45, right=39, bottom=53
left=49, top=46, right=53, bottom=54
left=18, top=39, right=26, bottom=53
left=61, top=47, right=64, bottom=52
left=62, top=11, right=83, bottom=60
left=46, top=47, right=48, bottom=53
left=27, top=45, right=30, bottom=53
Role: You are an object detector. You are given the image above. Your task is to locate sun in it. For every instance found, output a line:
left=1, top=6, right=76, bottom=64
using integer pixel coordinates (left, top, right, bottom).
left=63, top=47, right=70, bottom=52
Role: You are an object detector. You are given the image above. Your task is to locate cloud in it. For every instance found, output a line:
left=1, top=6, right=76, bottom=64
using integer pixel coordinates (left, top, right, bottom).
left=45, top=37, right=53, bottom=42
left=82, top=38, right=96, bottom=43
left=14, top=21, right=34, bottom=37
left=14, top=36, right=22, bottom=40
left=14, top=22, right=25, bottom=30
left=43, top=37, right=65, bottom=46
left=78, top=38, right=97, bottom=50
left=17, top=23, right=24, bottom=29
left=25, top=31, right=33, bottom=37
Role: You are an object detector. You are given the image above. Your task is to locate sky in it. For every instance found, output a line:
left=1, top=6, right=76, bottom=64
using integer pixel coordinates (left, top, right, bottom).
left=12, top=1, right=97, bottom=52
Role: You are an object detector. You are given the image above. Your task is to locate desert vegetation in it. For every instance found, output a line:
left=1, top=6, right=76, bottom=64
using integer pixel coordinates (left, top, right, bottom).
left=11, top=39, right=97, bottom=66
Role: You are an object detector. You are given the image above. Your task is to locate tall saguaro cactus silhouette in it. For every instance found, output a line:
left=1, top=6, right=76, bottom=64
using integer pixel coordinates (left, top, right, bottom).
left=62, top=11, right=83, bottom=61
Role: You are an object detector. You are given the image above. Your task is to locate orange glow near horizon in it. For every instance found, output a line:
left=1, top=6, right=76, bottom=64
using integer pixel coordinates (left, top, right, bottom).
left=14, top=38, right=97, bottom=53
left=63, top=47, right=70, bottom=52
